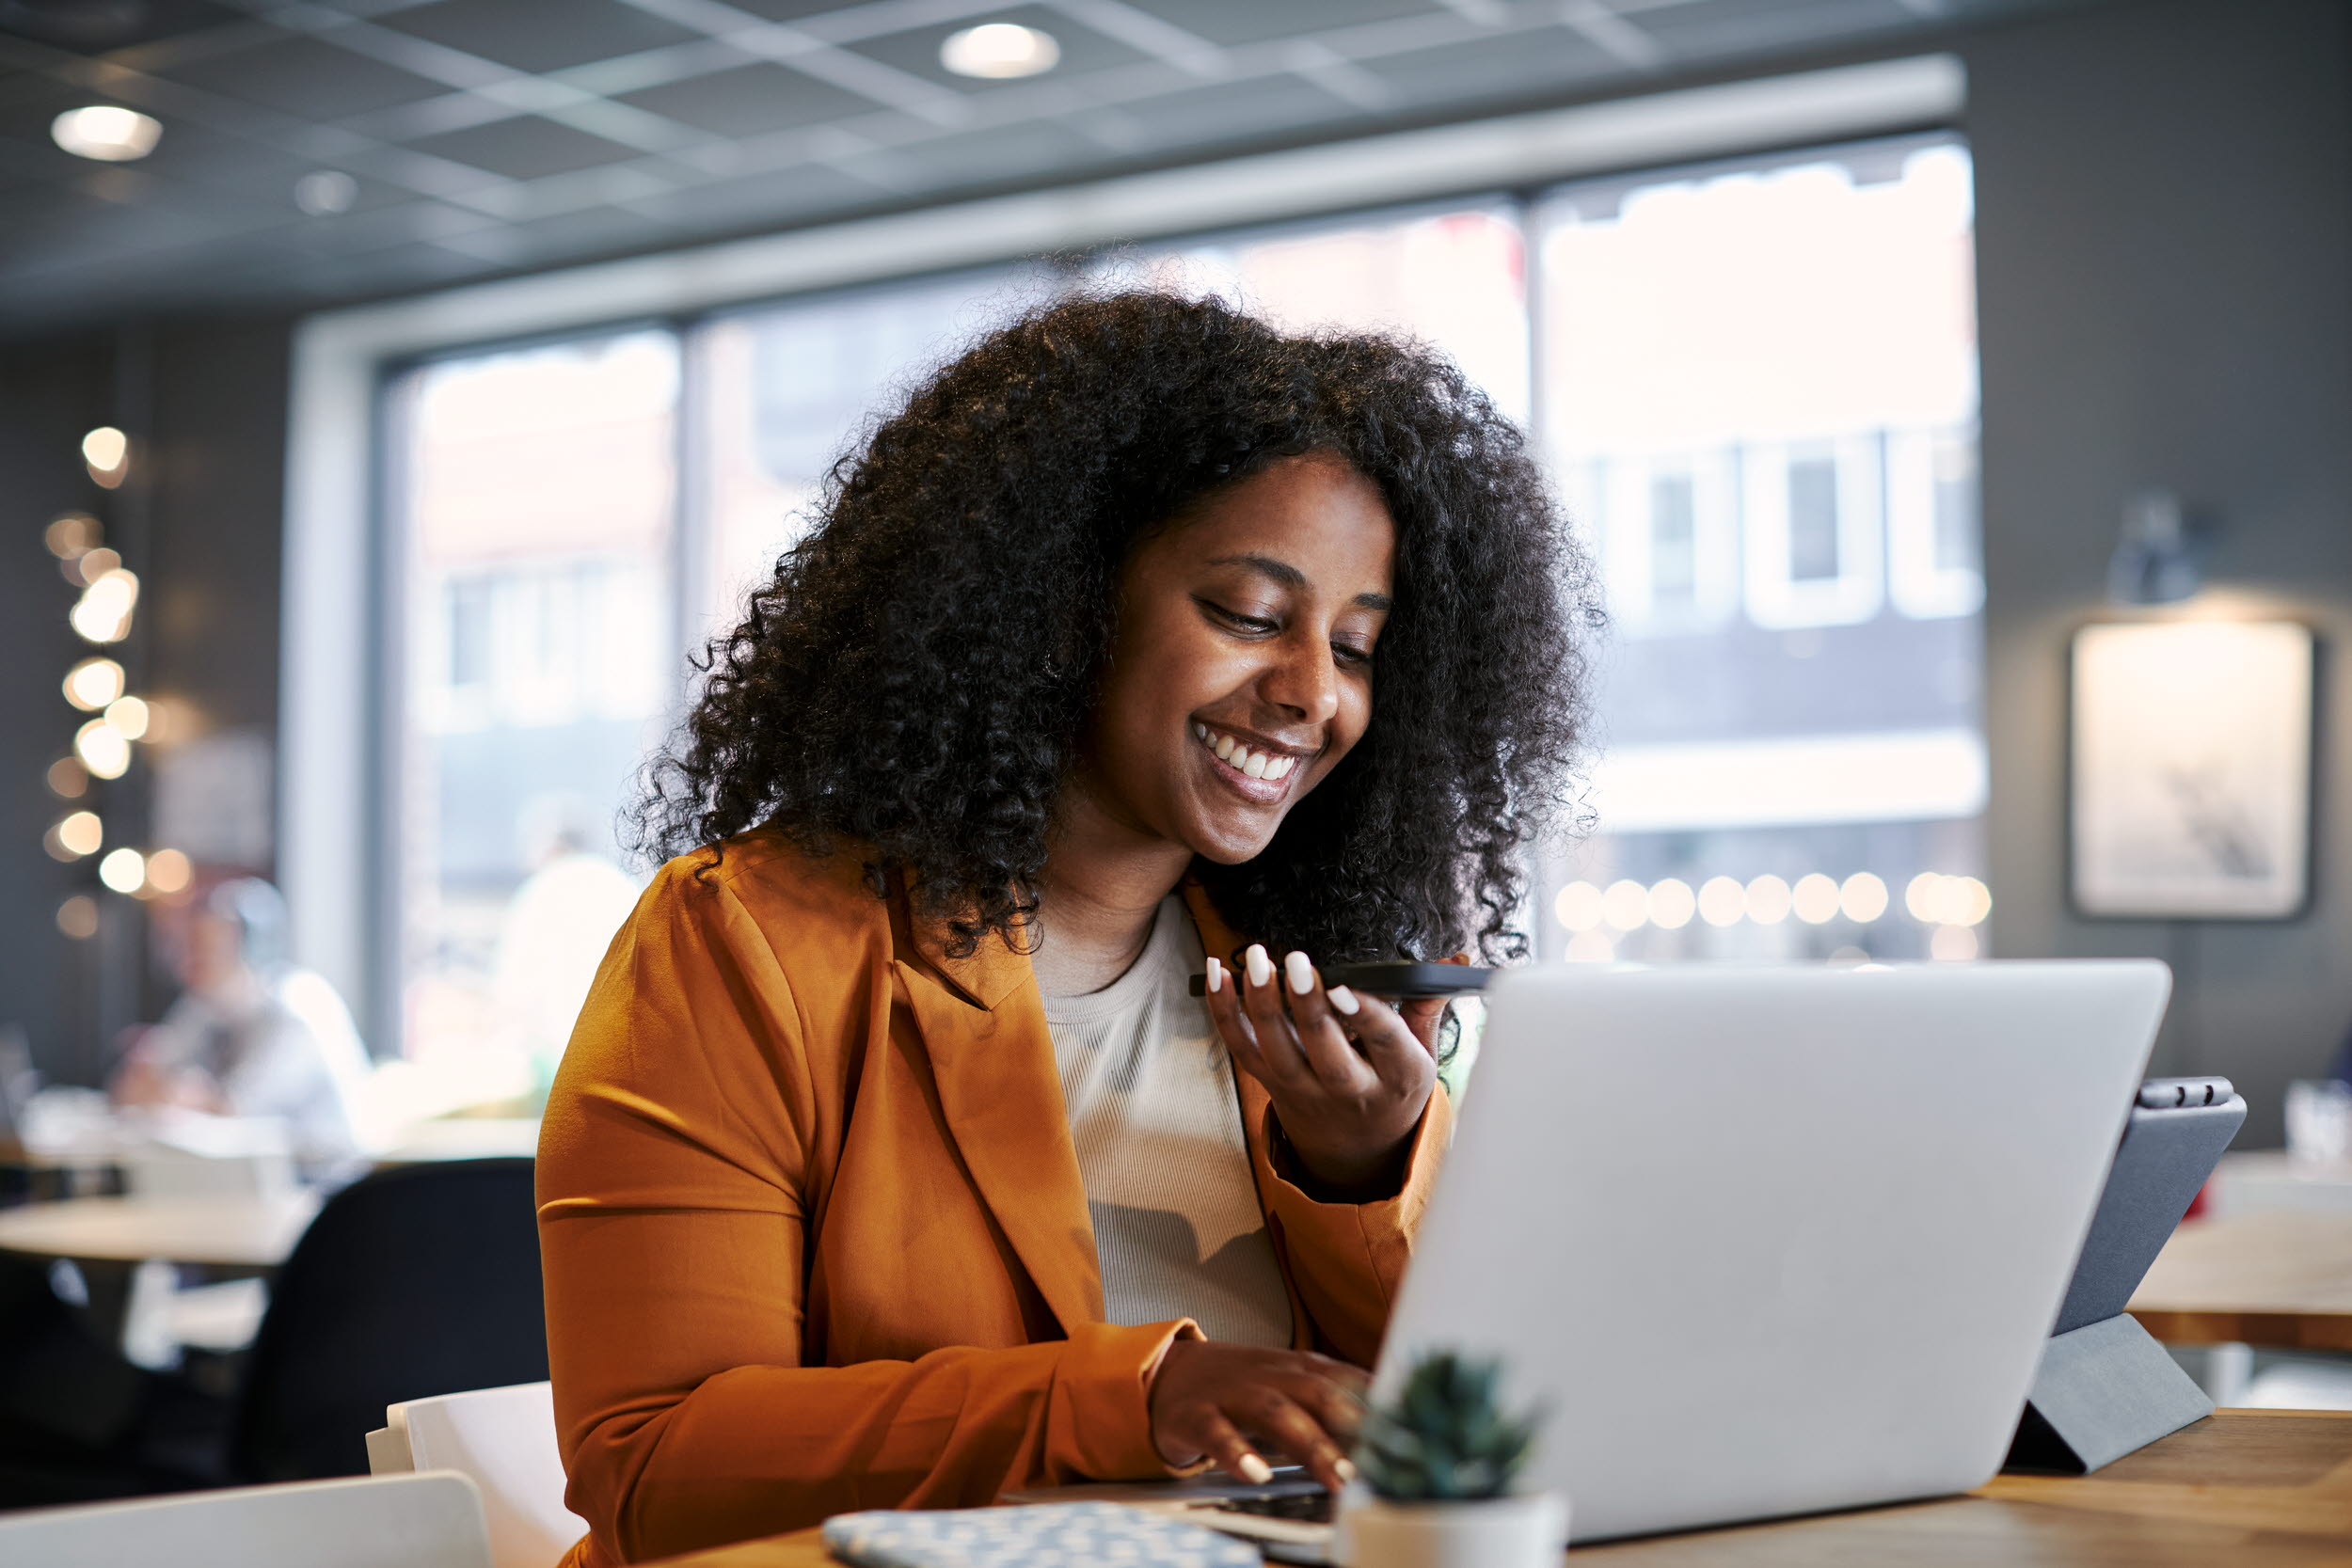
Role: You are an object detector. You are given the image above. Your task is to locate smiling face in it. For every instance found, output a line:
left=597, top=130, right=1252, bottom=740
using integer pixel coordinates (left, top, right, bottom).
left=1076, top=451, right=1397, bottom=865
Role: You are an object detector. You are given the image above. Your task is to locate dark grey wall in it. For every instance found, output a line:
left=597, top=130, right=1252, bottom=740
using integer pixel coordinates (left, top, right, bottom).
left=1966, top=0, right=2352, bottom=1144
left=0, top=321, right=291, bottom=1085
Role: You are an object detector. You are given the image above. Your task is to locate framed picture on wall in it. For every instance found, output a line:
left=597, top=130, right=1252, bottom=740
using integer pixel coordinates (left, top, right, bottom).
left=2071, top=619, right=2314, bottom=920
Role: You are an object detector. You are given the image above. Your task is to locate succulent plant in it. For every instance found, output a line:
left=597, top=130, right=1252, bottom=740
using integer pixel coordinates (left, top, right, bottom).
left=1354, top=1350, right=1541, bottom=1503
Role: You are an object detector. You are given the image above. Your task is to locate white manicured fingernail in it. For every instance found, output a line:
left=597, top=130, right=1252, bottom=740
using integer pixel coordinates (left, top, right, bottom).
left=1205, top=958, right=1224, bottom=994
left=1327, top=986, right=1359, bottom=1015
left=1285, top=950, right=1314, bottom=995
left=1334, top=1456, right=1358, bottom=1485
left=1238, top=1452, right=1274, bottom=1485
left=1245, top=944, right=1274, bottom=988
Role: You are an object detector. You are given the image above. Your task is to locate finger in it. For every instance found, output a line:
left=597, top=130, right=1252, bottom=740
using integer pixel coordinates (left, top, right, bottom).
left=1240, top=943, right=1311, bottom=1084
left=1194, top=1410, right=1277, bottom=1486
left=1339, top=990, right=1440, bottom=1095
left=1243, top=1391, right=1356, bottom=1494
left=1201, top=958, right=1266, bottom=1071
left=1396, top=996, right=1447, bottom=1056
left=1280, top=952, right=1380, bottom=1095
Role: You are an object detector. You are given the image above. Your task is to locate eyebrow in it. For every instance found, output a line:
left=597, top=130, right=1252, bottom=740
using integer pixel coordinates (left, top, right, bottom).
left=1207, top=553, right=1392, bottom=613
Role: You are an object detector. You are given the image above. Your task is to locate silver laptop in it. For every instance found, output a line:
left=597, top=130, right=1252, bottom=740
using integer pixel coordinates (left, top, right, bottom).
left=1044, top=958, right=2168, bottom=1557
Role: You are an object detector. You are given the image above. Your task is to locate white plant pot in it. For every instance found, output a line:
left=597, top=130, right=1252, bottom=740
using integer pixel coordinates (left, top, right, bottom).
left=1334, top=1489, right=1569, bottom=1568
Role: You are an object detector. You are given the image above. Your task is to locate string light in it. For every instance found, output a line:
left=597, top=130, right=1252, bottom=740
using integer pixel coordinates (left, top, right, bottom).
left=1647, top=878, right=1696, bottom=929
left=144, top=848, right=192, bottom=895
left=44, top=513, right=101, bottom=560
left=46, top=757, right=87, bottom=798
left=74, top=719, right=131, bottom=780
left=82, top=425, right=129, bottom=487
left=1791, top=873, right=1841, bottom=925
left=103, top=694, right=150, bottom=740
left=1745, top=874, right=1792, bottom=925
left=1697, top=876, right=1745, bottom=927
left=63, top=657, right=124, bottom=711
left=1602, top=879, right=1649, bottom=931
left=1553, top=880, right=1603, bottom=932
left=1839, top=872, right=1889, bottom=923
left=98, top=847, right=146, bottom=895
left=56, top=812, right=103, bottom=858
left=56, top=896, right=99, bottom=940
left=71, top=568, right=138, bottom=642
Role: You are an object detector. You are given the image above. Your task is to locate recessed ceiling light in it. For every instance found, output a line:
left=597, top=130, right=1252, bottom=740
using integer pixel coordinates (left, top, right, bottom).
left=52, top=104, right=162, bottom=163
left=940, top=22, right=1060, bottom=80
left=294, top=170, right=358, bottom=216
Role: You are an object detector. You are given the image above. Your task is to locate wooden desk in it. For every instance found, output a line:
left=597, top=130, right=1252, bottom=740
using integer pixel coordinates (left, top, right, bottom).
left=0, top=1193, right=317, bottom=1269
left=643, top=1409, right=2352, bottom=1568
left=2130, top=1211, right=2352, bottom=1351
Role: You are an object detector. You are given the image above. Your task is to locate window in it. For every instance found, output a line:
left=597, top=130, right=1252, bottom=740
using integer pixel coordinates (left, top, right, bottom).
left=381, top=133, right=1989, bottom=1078
left=1538, top=137, right=1987, bottom=965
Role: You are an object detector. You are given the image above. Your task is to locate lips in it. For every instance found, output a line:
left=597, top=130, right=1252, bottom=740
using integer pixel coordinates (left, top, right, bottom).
left=1192, top=721, right=1299, bottom=782
left=1192, top=721, right=1311, bottom=805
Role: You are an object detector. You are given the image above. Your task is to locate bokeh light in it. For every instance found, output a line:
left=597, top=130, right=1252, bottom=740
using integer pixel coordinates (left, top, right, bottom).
left=98, top=847, right=146, bottom=895
left=1931, top=924, right=1979, bottom=961
left=143, top=847, right=192, bottom=895
left=82, top=425, right=129, bottom=483
left=56, top=895, right=99, bottom=940
left=56, top=811, right=103, bottom=858
left=1745, top=874, right=1792, bottom=925
left=1565, top=928, right=1615, bottom=963
left=1791, top=872, right=1841, bottom=924
left=103, top=694, right=150, bottom=740
left=74, top=719, right=131, bottom=780
left=941, top=22, right=1059, bottom=77
left=44, top=513, right=101, bottom=560
left=63, top=657, right=124, bottom=711
left=1839, top=871, right=1889, bottom=923
left=1553, top=880, right=1604, bottom=932
left=71, top=568, right=139, bottom=642
left=1602, top=879, right=1650, bottom=931
left=46, top=757, right=87, bottom=798
left=1698, top=875, right=1745, bottom=927
left=1647, top=878, right=1695, bottom=929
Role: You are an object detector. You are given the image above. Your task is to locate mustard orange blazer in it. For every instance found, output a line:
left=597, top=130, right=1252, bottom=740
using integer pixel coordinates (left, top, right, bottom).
left=535, top=831, right=1453, bottom=1565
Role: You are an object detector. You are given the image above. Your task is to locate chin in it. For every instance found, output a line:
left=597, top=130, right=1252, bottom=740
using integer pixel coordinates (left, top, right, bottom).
left=1183, top=811, right=1284, bottom=866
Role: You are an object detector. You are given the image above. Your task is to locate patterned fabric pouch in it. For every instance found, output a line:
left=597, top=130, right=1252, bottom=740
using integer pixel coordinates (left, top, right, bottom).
left=820, top=1501, right=1261, bottom=1568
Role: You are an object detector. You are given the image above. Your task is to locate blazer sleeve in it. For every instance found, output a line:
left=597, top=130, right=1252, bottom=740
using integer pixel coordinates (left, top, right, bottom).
left=1253, top=1086, right=1453, bottom=1370
left=536, top=861, right=1193, bottom=1564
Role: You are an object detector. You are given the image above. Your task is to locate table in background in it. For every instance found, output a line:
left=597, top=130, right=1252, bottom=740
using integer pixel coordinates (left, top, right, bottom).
left=643, top=1409, right=2352, bottom=1568
left=2212, top=1151, right=2352, bottom=1219
left=372, top=1117, right=540, bottom=1164
left=0, top=1192, right=319, bottom=1347
left=2130, top=1210, right=2352, bottom=1353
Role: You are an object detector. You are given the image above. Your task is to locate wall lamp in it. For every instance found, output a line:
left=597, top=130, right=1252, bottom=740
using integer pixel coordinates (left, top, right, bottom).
left=2106, top=489, right=2212, bottom=606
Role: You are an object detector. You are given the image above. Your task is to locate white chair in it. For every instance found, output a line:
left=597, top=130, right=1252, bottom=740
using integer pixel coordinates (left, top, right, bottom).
left=0, top=1470, right=491, bottom=1568
left=368, top=1380, right=586, bottom=1568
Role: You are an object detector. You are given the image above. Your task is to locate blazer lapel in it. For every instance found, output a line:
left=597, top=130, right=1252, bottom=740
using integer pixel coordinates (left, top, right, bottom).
left=896, top=893, right=1104, bottom=1338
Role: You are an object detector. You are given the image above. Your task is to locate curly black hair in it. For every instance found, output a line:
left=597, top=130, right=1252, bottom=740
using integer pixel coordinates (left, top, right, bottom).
left=634, top=288, right=1597, bottom=963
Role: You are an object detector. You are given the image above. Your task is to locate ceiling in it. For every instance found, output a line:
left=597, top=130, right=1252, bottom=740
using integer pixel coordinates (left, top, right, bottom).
left=0, top=0, right=2099, bottom=334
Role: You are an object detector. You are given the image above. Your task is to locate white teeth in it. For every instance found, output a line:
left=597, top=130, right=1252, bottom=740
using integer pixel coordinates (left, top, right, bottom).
left=1193, top=722, right=1208, bottom=740
left=1216, top=735, right=1237, bottom=761
left=1267, top=755, right=1295, bottom=780
left=1243, top=752, right=1269, bottom=779
left=1197, top=724, right=1299, bottom=785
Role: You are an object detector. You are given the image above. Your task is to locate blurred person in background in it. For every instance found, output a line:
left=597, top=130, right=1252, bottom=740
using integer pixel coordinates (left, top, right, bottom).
left=494, top=797, right=644, bottom=1105
left=110, top=877, right=371, bottom=1176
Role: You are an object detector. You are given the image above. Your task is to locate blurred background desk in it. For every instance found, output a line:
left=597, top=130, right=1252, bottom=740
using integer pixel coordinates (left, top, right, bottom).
left=2131, top=1210, right=2352, bottom=1352
left=638, top=1410, right=2352, bottom=1568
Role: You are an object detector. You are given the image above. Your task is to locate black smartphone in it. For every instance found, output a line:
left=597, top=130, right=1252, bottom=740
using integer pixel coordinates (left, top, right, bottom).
left=1188, top=960, right=1492, bottom=998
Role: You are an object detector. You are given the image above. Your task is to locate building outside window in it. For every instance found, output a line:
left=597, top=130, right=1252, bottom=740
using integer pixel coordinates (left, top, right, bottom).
left=380, top=134, right=1986, bottom=1073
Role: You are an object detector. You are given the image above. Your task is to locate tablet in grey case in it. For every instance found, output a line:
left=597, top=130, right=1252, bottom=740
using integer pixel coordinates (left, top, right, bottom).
left=2006, top=1076, right=2245, bottom=1473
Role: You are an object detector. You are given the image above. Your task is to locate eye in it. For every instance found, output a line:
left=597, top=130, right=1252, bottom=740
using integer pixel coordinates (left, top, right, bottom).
left=1198, top=598, right=1277, bottom=635
left=1333, top=641, right=1375, bottom=667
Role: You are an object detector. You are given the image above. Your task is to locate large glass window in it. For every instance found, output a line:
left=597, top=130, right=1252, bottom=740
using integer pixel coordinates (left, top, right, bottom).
left=382, top=134, right=1985, bottom=1074
left=1539, top=137, right=1986, bottom=964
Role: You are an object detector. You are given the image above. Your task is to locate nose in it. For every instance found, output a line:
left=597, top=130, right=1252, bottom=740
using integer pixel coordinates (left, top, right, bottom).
left=1258, top=627, right=1341, bottom=727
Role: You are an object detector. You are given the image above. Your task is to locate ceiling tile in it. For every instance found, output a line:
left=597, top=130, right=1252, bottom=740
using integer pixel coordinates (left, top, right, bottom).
left=1111, top=0, right=1448, bottom=50
left=842, top=5, right=1152, bottom=93
left=1354, top=24, right=1625, bottom=110
left=405, top=113, right=643, bottom=179
left=612, top=59, right=874, bottom=139
left=0, top=0, right=247, bottom=56
left=1632, top=0, right=1921, bottom=61
left=623, top=158, right=882, bottom=230
left=717, top=1, right=873, bottom=22
left=1112, top=73, right=1363, bottom=150
left=158, top=31, right=452, bottom=119
left=835, top=117, right=1103, bottom=193
left=373, top=0, right=706, bottom=75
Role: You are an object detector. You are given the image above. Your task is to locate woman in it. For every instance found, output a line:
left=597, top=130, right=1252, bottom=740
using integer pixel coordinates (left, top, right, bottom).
left=537, top=291, right=1590, bottom=1564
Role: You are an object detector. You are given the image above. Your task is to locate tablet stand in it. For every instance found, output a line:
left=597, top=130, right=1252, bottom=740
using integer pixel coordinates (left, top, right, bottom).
left=2001, top=1078, right=2244, bottom=1476
left=2004, top=1313, right=2214, bottom=1474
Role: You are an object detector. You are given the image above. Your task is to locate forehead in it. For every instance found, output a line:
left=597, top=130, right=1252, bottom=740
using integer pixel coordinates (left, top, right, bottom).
left=1152, top=455, right=1396, bottom=583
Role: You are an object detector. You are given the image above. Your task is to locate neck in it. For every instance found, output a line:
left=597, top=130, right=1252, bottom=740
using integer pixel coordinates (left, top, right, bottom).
left=1031, top=770, right=1195, bottom=998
